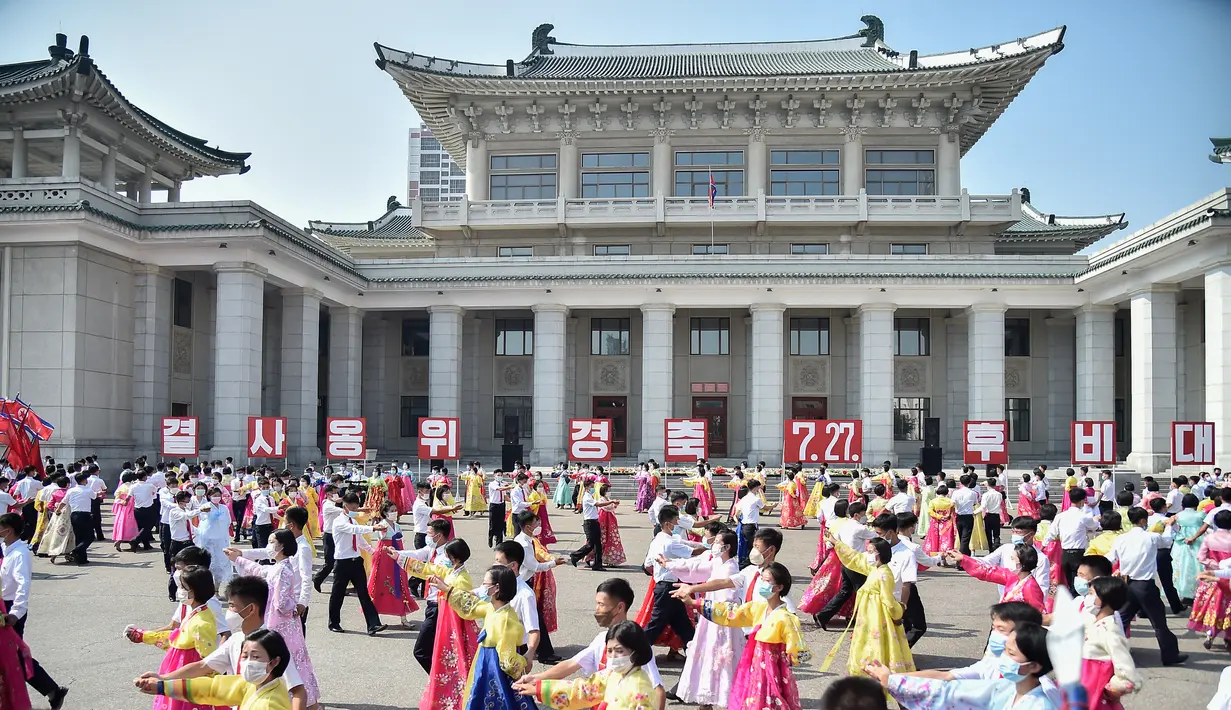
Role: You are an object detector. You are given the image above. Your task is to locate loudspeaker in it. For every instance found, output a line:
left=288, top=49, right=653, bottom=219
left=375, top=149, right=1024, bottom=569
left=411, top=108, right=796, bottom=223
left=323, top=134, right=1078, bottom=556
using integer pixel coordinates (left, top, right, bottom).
left=503, top=416, right=520, bottom=446
left=919, top=447, right=942, bottom=476
left=501, top=444, right=523, bottom=472
left=923, top=417, right=941, bottom=449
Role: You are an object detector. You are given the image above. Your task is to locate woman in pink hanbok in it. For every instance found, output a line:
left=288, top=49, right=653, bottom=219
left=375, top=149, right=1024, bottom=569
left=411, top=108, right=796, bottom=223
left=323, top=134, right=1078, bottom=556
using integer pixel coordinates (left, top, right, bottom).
left=1017, top=475, right=1039, bottom=519
left=227, top=531, right=322, bottom=707
left=922, top=487, right=956, bottom=556
left=665, top=530, right=744, bottom=710
left=948, top=547, right=1045, bottom=612
left=111, top=471, right=140, bottom=551
left=1189, top=510, right=1231, bottom=648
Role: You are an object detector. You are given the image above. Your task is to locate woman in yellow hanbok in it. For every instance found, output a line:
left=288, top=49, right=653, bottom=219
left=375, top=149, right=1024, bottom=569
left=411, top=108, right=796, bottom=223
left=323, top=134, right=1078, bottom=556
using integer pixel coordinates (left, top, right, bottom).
left=29, top=480, right=58, bottom=548
left=127, top=566, right=220, bottom=710
left=297, top=474, right=320, bottom=539
left=969, top=501, right=990, bottom=555
left=516, top=620, right=657, bottom=710
left=463, top=465, right=488, bottom=515
left=803, top=470, right=827, bottom=518
left=821, top=534, right=915, bottom=679
left=429, top=565, right=536, bottom=710
left=1086, top=510, right=1124, bottom=557
left=135, top=628, right=292, bottom=710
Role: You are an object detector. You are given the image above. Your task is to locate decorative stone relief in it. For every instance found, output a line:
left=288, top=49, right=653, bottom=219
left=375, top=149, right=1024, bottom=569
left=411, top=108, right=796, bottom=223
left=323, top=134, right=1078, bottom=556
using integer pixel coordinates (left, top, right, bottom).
left=400, top=358, right=428, bottom=394
left=1004, top=358, right=1031, bottom=396
left=495, top=358, right=533, bottom=395
left=894, top=358, right=930, bottom=395
left=790, top=357, right=830, bottom=395
left=590, top=357, right=630, bottom=395
left=172, top=327, right=192, bottom=376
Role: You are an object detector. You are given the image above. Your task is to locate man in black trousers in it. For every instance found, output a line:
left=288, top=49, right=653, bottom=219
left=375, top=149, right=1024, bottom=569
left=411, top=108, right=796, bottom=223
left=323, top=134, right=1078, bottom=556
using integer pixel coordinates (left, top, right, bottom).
left=487, top=470, right=510, bottom=548
left=815, top=500, right=873, bottom=630
left=640, top=505, right=700, bottom=647
left=0, top=513, right=68, bottom=708
left=63, top=471, right=95, bottom=564
left=569, top=478, right=605, bottom=571
left=1109, top=506, right=1188, bottom=666
left=327, top=493, right=387, bottom=635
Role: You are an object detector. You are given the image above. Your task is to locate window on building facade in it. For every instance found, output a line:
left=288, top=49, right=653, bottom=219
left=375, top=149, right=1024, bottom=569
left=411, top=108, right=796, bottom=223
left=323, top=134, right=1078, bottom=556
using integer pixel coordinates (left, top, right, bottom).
left=1005, top=318, right=1031, bottom=357
left=419, top=188, right=440, bottom=201
left=172, top=278, right=193, bottom=329
left=1114, top=398, right=1126, bottom=442
left=790, top=243, right=829, bottom=255
left=420, top=137, right=441, bottom=151
left=401, top=319, right=430, bottom=356
left=420, top=153, right=441, bottom=168
left=690, top=317, right=730, bottom=355
left=675, top=151, right=744, bottom=197
left=591, top=318, right=631, bottom=356
left=419, top=171, right=440, bottom=185
left=692, top=244, right=729, bottom=255
left=770, top=150, right=840, bottom=196
left=1006, top=398, right=1031, bottom=441
left=593, top=245, right=630, bottom=256
left=451, top=165, right=465, bottom=177
left=171, top=402, right=190, bottom=417
left=865, top=149, right=936, bottom=196
left=1114, top=318, right=1126, bottom=357
left=890, top=244, right=928, bottom=255
left=581, top=153, right=650, bottom=198
left=894, top=317, right=931, bottom=356
left=495, top=318, right=534, bottom=356
left=450, top=179, right=466, bottom=193
left=490, top=154, right=557, bottom=200
left=494, top=396, right=533, bottom=440
left=498, top=246, right=534, bottom=258
left=894, top=397, right=930, bottom=441
left=399, top=395, right=429, bottom=438
left=790, top=317, right=831, bottom=356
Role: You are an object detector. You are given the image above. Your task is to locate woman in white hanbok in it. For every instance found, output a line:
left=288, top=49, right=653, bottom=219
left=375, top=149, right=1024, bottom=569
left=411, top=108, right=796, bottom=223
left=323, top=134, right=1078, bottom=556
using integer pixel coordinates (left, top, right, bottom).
left=195, top=486, right=234, bottom=590
left=663, top=529, right=745, bottom=710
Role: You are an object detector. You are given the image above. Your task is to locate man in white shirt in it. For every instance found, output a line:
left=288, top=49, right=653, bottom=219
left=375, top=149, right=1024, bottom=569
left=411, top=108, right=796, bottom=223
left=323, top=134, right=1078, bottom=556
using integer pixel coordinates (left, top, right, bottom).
left=520, top=577, right=667, bottom=710
left=85, top=464, right=106, bottom=541
left=1146, top=497, right=1187, bottom=615
left=250, top=477, right=279, bottom=550
left=886, top=479, right=916, bottom=516
left=157, top=475, right=181, bottom=572
left=62, top=471, right=95, bottom=564
left=815, top=500, right=875, bottom=629
left=487, top=470, right=512, bottom=547
left=736, top=480, right=776, bottom=568
left=950, top=474, right=980, bottom=556
left=977, top=516, right=1051, bottom=602
left=0, top=481, right=16, bottom=517
left=569, top=479, right=609, bottom=571
left=982, top=477, right=1005, bottom=550
left=817, top=483, right=841, bottom=525
left=1165, top=475, right=1186, bottom=515
left=641, top=505, right=703, bottom=648
left=646, top=485, right=669, bottom=534
left=493, top=540, right=550, bottom=666
left=327, top=492, right=387, bottom=635
left=130, top=468, right=158, bottom=551
left=312, top=484, right=342, bottom=593
left=870, top=512, right=926, bottom=646
left=1098, top=470, right=1116, bottom=514
left=1043, top=485, right=1100, bottom=594
left=149, top=465, right=167, bottom=491
left=0, top=513, right=67, bottom=708
left=1106, top=506, right=1187, bottom=666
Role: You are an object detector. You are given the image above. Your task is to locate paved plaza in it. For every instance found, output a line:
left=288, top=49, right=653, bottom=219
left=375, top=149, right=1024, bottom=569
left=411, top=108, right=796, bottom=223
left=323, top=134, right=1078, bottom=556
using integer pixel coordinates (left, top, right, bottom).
left=25, top=502, right=1225, bottom=709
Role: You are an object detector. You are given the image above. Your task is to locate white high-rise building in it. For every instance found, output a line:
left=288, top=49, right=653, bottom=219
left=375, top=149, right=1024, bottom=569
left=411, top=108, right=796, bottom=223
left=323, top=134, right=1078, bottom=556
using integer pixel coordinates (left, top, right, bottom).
left=408, top=124, right=466, bottom=203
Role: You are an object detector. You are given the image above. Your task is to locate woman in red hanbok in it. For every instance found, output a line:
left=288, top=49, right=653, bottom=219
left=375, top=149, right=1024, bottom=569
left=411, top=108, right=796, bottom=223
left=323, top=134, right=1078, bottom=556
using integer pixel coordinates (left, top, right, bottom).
left=923, top=488, right=956, bottom=556
left=367, top=501, right=419, bottom=627
left=947, top=548, right=1045, bottom=612
left=585, top=483, right=626, bottom=567
left=775, top=471, right=807, bottom=530
left=527, top=479, right=557, bottom=546
left=0, top=596, right=32, bottom=710
left=799, top=510, right=856, bottom=623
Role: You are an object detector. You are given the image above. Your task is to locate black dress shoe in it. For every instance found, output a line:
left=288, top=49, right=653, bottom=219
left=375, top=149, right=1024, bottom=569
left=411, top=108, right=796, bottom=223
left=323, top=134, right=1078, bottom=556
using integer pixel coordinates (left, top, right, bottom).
left=313, top=579, right=323, bottom=594
left=1163, top=653, right=1189, bottom=667
left=367, top=624, right=387, bottom=636
left=48, top=687, right=68, bottom=710
left=328, top=624, right=344, bottom=633
left=538, top=654, right=563, bottom=664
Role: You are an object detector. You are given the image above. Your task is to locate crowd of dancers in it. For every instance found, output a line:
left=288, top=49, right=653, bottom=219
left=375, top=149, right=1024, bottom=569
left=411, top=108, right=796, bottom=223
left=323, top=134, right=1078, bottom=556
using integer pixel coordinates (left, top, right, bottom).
left=0, top=455, right=1229, bottom=709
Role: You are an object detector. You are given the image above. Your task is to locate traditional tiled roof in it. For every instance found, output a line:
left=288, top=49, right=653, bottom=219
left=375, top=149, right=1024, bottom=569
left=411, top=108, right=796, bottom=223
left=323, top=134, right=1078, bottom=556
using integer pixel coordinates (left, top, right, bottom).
left=999, top=197, right=1127, bottom=249
left=0, top=35, right=250, bottom=176
left=307, top=200, right=434, bottom=253
left=1212, top=138, right=1231, bottom=164
left=376, top=18, right=1065, bottom=163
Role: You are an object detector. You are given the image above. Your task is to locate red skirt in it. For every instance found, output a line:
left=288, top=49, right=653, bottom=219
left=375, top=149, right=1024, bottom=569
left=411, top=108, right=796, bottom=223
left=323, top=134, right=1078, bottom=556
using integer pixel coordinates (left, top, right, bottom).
left=419, top=600, right=479, bottom=710
left=799, top=545, right=854, bottom=619
left=368, top=539, right=419, bottom=616
left=635, top=578, right=695, bottom=650
left=1189, top=578, right=1231, bottom=635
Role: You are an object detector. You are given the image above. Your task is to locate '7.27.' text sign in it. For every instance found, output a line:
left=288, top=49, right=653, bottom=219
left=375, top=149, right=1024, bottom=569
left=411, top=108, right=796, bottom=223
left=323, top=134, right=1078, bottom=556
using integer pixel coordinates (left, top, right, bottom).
left=783, top=420, right=862, bottom=464
left=963, top=420, right=1008, bottom=466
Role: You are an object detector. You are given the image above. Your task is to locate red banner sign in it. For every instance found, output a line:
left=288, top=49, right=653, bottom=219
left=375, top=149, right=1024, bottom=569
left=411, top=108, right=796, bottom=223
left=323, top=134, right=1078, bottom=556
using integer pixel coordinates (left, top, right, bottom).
left=247, top=417, right=287, bottom=458
left=1172, top=421, right=1215, bottom=466
left=783, top=419, right=863, bottom=464
left=160, top=417, right=199, bottom=457
left=418, top=417, right=459, bottom=460
left=569, top=419, right=612, bottom=461
left=326, top=417, right=367, bottom=460
left=1071, top=421, right=1115, bottom=466
left=963, top=420, right=1008, bottom=465
left=664, top=419, right=708, bottom=463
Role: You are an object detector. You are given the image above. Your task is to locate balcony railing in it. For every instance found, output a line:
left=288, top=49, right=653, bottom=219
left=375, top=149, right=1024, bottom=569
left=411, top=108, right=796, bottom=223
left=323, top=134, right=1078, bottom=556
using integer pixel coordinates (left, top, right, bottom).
left=414, top=189, right=1021, bottom=229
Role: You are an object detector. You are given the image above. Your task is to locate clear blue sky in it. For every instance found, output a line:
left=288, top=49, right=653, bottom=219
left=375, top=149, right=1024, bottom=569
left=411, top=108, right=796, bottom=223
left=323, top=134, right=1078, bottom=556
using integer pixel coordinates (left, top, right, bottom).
left=1, top=0, right=1227, bottom=250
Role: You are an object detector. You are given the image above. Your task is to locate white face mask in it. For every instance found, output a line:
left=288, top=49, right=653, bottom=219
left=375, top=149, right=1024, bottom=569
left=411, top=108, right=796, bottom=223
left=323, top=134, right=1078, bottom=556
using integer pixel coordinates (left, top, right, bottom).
left=865, top=552, right=879, bottom=567
left=748, top=548, right=766, bottom=566
left=710, top=543, right=726, bottom=556
left=240, top=659, right=270, bottom=684
left=606, top=654, right=633, bottom=671
left=209, top=495, right=222, bottom=504
left=225, top=609, right=245, bottom=631
left=176, top=586, right=189, bottom=603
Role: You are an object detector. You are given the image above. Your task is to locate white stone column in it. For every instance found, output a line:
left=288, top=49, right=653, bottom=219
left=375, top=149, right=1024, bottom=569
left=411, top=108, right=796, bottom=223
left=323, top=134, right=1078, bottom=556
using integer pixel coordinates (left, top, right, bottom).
left=10, top=128, right=26, bottom=179
left=101, top=143, right=118, bottom=191
left=967, top=305, right=1006, bottom=421
left=845, top=316, right=861, bottom=419
left=859, top=305, right=895, bottom=464
left=749, top=304, right=785, bottom=462
left=138, top=162, right=155, bottom=204
left=1127, top=288, right=1178, bottom=474
left=842, top=129, right=864, bottom=195
left=62, top=126, right=80, bottom=179
left=1076, top=305, right=1116, bottom=420
left=531, top=305, right=568, bottom=465
left=945, top=315, right=969, bottom=447
left=639, top=305, right=675, bottom=461
left=281, top=289, right=321, bottom=466
left=558, top=134, right=578, bottom=199
left=1207, top=266, right=1231, bottom=467
left=746, top=130, right=767, bottom=196
left=651, top=129, right=673, bottom=198
left=565, top=316, right=578, bottom=423
left=212, top=263, right=266, bottom=458
left=428, top=306, right=464, bottom=418
left=360, top=314, right=387, bottom=453
left=464, top=138, right=488, bottom=201
left=167, top=181, right=182, bottom=203
left=937, top=131, right=961, bottom=195
left=462, top=315, right=481, bottom=451
left=132, top=266, right=172, bottom=457
left=1046, top=316, right=1076, bottom=458
left=327, top=307, right=362, bottom=418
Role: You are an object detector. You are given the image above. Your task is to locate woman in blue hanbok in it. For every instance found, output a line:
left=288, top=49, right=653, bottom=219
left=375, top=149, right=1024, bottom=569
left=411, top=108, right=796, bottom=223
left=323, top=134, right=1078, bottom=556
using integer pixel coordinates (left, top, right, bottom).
left=195, top=486, right=234, bottom=590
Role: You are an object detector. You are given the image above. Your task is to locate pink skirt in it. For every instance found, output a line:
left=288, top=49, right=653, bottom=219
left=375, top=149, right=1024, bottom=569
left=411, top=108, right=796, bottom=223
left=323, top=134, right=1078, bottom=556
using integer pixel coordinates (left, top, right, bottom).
left=1081, top=657, right=1124, bottom=710
left=111, top=498, right=139, bottom=542
left=726, top=636, right=802, bottom=710
left=154, top=647, right=211, bottom=710
left=1189, top=579, right=1231, bottom=635
left=799, top=545, right=854, bottom=619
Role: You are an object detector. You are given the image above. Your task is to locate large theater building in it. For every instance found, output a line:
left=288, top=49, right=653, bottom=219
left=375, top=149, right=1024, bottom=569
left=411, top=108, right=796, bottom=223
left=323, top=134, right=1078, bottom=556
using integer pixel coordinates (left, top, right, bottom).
left=0, top=23, right=1227, bottom=475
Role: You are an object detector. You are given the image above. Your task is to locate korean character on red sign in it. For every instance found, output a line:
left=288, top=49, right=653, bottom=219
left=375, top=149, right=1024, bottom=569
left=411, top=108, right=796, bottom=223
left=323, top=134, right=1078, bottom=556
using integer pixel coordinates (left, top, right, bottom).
left=963, top=421, right=1008, bottom=465
left=664, top=419, right=707, bottom=463
left=1172, top=421, right=1215, bottom=466
left=783, top=420, right=863, bottom=464
left=1071, top=421, right=1115, bottom=466
left=569, top=419, right=612, bottom=461
left=418, top=417, right=459, bottom=460
left=161, top=417, right=198, bottom=457
left=326, top=418, right=367, bottom=459
left=247, top=417, right=287, bottom=458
